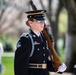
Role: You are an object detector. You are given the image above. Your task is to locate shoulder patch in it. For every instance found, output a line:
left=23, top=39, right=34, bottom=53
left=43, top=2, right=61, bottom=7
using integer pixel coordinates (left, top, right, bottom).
left=17, top=42, right=21, bottom=48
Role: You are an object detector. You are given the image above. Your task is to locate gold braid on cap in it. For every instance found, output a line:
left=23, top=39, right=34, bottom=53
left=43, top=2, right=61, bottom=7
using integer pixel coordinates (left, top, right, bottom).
left=27, top=11, right=45, bottom=15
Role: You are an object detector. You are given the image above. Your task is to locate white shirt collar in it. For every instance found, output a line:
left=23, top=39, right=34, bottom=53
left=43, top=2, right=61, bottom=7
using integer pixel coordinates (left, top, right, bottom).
left=32, top=31, right=40, bottom=37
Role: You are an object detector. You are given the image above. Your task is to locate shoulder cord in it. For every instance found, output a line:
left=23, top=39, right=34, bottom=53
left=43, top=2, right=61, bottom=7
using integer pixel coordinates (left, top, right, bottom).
left=28, top=34, right=34, bottom=57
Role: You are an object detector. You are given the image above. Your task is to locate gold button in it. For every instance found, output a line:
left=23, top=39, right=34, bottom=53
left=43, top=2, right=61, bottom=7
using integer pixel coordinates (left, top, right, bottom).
left=43, top=54, right=45, bottom=56
left=43, top=47, right=45, bottom=49
left=37, top=48, right=40, bottom=51
left=43, top=61, right=45, bottom=63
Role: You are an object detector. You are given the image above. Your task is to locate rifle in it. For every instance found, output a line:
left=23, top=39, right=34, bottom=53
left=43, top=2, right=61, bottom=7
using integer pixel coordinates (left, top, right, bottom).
left=29, top=0, right=62, bottom=71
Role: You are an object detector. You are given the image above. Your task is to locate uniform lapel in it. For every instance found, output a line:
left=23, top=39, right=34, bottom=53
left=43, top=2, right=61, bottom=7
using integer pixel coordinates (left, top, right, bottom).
left=29, top=29, right=41, bottom=44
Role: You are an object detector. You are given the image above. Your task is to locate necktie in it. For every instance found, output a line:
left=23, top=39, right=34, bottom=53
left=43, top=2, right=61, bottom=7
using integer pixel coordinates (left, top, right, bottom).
left=39, top=35, right=43, bottom=42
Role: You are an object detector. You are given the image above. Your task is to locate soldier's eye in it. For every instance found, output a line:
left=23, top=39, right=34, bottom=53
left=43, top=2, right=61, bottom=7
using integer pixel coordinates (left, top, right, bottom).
left=36, top=20, right=44, bottom=23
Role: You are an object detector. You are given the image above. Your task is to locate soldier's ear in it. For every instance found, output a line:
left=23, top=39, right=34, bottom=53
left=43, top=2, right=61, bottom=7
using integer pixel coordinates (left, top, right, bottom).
left=28, top=20, right=33, bottom=26
left=26, top=21, right=30, bottom=26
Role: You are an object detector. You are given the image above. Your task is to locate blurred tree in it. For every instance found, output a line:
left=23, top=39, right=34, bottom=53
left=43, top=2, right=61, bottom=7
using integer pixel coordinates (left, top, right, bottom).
left=39, top=0, right=64, bottom=54
left=60, top=0, right=76, bottom=73
left=39, top=0, right=76, bottom=73
left=0, top=0, right=29, bottom=37
left=0, top=0, right=67, bottom=54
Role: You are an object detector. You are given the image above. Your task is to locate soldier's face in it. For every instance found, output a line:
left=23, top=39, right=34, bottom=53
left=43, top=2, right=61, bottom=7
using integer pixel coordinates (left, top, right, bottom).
left=29, top=19, right=44, bottom=33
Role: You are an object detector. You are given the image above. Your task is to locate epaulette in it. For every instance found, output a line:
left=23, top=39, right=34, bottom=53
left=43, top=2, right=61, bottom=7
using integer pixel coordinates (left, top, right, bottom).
left=20, top=33, right=29, bottom=38
left=16, top=33, right=29, bottom=48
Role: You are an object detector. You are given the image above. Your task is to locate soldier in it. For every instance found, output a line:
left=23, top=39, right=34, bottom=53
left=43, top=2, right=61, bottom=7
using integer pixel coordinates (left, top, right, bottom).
left=14, top=10, right=67, bottom=75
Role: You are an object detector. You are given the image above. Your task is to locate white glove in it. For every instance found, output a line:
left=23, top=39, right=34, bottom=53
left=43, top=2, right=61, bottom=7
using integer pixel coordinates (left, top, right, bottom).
left=57, top=63, right=67, bottom=72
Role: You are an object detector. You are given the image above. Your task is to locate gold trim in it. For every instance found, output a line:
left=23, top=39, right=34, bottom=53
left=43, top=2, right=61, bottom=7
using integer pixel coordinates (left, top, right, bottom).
left=27, top=11, right=45, bottom=15
left=29, top=63, right=47, bottom=69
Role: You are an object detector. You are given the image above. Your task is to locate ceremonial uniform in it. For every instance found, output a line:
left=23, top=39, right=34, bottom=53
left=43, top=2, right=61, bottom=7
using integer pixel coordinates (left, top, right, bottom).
left=14, top=29, right=54, bottom=75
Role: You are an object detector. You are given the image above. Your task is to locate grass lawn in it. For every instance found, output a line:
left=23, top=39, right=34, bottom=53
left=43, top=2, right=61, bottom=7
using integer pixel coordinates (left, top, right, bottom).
left=1, top=57, right=14, bottom=75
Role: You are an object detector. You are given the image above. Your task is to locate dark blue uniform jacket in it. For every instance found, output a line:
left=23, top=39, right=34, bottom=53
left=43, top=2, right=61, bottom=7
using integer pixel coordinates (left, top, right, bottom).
left=14, top=29, right=54, bottom=75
